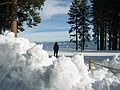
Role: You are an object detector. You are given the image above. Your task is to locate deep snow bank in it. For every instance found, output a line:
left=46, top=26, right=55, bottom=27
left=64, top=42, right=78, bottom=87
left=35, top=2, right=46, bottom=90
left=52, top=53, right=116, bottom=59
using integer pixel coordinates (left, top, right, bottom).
left=0, top=32, right=92, bottom=90
left=0, top=32, right=119, bottom=90
left=89, top=55, right=120, bottom=90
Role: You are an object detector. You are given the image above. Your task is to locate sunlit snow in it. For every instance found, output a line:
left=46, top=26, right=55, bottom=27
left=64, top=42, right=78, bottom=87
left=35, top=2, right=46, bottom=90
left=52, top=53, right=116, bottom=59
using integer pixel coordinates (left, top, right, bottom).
left=0, top=32, right=119, bottom=90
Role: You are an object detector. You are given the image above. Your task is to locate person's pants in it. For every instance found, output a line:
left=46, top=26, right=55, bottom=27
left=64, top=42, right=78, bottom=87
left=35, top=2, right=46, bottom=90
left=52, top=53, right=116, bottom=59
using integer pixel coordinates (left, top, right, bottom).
left=54, top=51, right=58, bottom=58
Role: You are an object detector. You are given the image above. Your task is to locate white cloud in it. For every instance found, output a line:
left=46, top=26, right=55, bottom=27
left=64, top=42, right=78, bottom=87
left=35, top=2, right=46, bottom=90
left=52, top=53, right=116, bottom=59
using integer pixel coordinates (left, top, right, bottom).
left=20, top=0, right=71, bottom=42
left=40, top=0, right=70, bottom=20
left=19, top=31, right=70, bottom=42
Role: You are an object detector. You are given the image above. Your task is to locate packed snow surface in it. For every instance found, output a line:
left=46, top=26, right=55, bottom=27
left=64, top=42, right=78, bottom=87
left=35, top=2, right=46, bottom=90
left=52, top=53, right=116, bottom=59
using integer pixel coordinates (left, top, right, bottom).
left=0, top=32, right=120, bottom=90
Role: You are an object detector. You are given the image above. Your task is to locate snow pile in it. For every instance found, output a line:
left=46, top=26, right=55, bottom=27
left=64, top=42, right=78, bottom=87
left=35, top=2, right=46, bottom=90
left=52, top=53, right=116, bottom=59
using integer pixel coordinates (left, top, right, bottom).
left=89, top=55, right=120, bottom=90
left=0, top=32, right=120, bottom=90
left=0, top=32, right=52, bottom=90
left=103, top=55, right=120, bottom=73
left=0, top=32, right=92, bottom=90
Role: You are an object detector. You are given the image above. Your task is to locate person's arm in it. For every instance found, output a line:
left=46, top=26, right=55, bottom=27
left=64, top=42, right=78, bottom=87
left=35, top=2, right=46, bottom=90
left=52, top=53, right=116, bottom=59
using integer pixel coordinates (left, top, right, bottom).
left=53, top=45, right=55, bottom=50
left=58, top=45, right=59, bottom=50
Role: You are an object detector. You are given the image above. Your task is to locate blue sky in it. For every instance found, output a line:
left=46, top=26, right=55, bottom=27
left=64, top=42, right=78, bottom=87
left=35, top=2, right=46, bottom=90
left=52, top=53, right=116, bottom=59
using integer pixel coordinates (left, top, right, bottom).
left=19, top=0, right=71, bottom=42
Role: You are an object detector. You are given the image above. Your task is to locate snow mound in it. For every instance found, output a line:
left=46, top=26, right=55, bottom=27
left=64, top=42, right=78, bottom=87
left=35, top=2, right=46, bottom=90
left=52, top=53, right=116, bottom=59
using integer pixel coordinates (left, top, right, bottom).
left=0, top=32, right=119, bottom=90
left=0, top=32, right=92, bottom=90
left=103, top=55, right=120, bottom=73
left=89, top=55, right=120, bottom=90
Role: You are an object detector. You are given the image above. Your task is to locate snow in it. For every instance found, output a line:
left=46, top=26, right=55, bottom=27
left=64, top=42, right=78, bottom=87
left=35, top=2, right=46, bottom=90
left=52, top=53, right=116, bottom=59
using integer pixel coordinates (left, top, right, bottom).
left=0, top=32, right=120, bottom=90
left=47, top=51, right=120, bottom=57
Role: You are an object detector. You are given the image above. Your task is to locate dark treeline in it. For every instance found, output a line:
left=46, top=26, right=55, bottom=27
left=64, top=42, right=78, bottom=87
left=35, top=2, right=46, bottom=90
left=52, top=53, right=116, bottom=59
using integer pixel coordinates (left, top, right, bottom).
left=92, top=0, right=120, bottom=50
left=68, top=0, right=120, bottom=51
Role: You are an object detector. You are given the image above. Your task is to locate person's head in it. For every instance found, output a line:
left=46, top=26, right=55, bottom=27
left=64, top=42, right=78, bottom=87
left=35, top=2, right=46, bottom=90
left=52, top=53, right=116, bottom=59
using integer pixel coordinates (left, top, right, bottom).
left=55, top=42, right=57, bottom=45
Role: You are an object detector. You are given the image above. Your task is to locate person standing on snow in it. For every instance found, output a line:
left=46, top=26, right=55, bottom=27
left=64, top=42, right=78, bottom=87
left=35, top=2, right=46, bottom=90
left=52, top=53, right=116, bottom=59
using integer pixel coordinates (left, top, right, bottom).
left=53, top=42, right=59, bottom=58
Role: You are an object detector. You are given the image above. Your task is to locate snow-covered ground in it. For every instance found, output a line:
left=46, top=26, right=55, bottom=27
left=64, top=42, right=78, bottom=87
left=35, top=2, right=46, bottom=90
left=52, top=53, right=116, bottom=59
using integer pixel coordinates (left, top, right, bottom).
left=47, top=50, right=120, bottom=63
left=0, top=32, right=120, bottom=90
left=41, top=41, right=120, bottom=63
left=47, top=50, right=120, bottom=57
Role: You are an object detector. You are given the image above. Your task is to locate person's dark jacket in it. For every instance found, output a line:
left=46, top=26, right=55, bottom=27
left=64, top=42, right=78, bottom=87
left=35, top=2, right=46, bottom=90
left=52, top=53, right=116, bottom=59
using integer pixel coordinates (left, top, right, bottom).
left=53, top=42, right=59, bottom=52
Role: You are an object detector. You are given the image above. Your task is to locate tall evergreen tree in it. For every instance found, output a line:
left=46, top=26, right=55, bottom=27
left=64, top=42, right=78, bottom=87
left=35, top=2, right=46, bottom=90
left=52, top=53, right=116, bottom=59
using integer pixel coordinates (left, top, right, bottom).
left=67, top=0, right=90, bottom=51
left=78, top=0, right=90, bottom=51
left=67, top=0, right=81, bottom=51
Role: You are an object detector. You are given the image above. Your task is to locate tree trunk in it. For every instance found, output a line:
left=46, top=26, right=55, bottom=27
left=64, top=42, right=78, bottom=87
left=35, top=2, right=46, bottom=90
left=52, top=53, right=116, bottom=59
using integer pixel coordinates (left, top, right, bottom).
left=11, top=0, right=17, bottom=37
left=108, top=21, right=112, bottom=50
left=82, top=9, right=85, bottom=51
left=100, top=24, right=104, bottom=50
left=111, top=11, right=118, bottom=50
left=119, top=17, right=120, bottom=50
left=95, top=25, right=100, bottom=50
left=76, top=24, right=78, bottom=51
left=119, top=26, right=120, bottom=50
left=104, top=22, right=107, bottom=50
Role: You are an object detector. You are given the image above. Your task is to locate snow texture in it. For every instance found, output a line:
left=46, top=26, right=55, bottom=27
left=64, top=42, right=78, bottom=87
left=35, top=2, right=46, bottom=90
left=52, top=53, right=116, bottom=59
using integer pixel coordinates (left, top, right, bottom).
left=0, top=32, right=119, bottom=90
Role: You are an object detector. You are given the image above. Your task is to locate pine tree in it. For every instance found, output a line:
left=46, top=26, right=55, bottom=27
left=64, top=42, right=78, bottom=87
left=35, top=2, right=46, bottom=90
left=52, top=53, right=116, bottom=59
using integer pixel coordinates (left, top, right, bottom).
left=78, top=0, right=90, bottom=51
left=67, top=0, right=81, bottom=51
left=67, top=0, right=90, bottom=51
